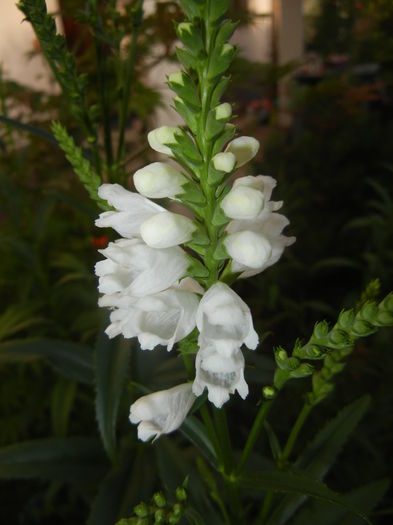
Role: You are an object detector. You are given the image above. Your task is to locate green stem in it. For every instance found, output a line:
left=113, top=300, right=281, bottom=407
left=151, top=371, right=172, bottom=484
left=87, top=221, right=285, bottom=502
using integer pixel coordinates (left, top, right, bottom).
left=200, top=404, right=223, bottom=466
left=257, top=491, right=274, bottom=525
left=279, top=401, right=312, bottom=465
left=237, top=400, right=273, bottom=474
left=213, top=407, right=234, bottom=474
left=116, top=0, right=144, bottom=164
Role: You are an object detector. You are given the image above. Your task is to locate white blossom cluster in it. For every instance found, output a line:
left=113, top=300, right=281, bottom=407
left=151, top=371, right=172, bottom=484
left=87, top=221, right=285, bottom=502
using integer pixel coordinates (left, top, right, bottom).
left=95, top=126, right=294, bottom=441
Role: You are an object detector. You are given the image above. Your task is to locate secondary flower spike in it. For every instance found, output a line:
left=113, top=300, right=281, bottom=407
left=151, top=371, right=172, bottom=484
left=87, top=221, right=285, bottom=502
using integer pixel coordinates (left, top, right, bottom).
left=130, top=383, right=196, bottom=441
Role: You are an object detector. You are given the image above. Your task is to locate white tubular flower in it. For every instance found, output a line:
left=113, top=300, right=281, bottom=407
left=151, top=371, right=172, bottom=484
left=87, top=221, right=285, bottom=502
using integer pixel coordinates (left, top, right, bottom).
left=193, top=341, right=248, bottom=408
left=95, top=184, right=164, bottom=238
left=147, top=126, right=180, bottom=156
left=212, top=152, right=236, bottom=173
left=196, top=282, right=258, bottom=352
left=95, top=238, right=189, bottom=297
left=130, top=383, right=196, bottom=442
left=134, top=162, right=187, bottom=199
left=103, top=288, right=199, bottom=351
left=226, top=214, right=296, bottom=278
left=225, top=136, right=260, bottom=167
left=140, top=211, right=196, bottom=249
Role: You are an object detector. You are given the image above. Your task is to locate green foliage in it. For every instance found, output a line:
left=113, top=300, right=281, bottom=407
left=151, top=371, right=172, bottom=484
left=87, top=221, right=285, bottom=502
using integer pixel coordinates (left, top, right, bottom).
left=51, top=121, right=109, bottom=209
left=95, top=330, right=133, bottom=460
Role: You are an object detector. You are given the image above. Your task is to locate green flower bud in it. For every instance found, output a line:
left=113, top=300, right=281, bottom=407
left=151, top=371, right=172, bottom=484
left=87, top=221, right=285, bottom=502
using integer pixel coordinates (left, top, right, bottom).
left=154, top=509, right=166, bottom=523
left=153, top=492, right=166, bottom=508
left=263, top=385, right=276, bottom=399
left=376, top=310, right=393, bottom=326
left=313, top=320, right=329, bottom=340
left=328, top=329, right=351, bottom=347
left=175, top=486, right=187, bottom=502
left=307, top=345, right=323, bottom=359
left=351, top=319, right=375, bottom=337
left=383, top=293, right=393, bottom=313
left=290, top=363, right=314, bottom=379
left=214, top=102, right=232, bottom=121
left=134, top=502, right=148, bottom=518
left=337, top=309, right=355, bottom=330
left=172, top=503, right=182, bottom=517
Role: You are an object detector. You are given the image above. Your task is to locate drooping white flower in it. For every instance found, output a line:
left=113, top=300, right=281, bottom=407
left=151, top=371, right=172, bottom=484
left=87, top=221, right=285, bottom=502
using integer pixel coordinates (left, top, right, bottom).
left=140, top=211, right=196, bottom=249
left=193, top=340, right=248, bottom=408
left=94, top=238, right=189, bottom=297
left=196, top=281, right=258, bottom=353
left=147, top=126, right=180, bottom=156
left=95, top=184, right=164, bottom=238
left=101, top=287, right=199, bottom=351
left=226, top=213, right=296, bottom=278
left=225, top=136, right=260, bottom=167
left=221, top=185, right=265, bottom=220
left=130, top=383, right=195, bottom=441
left=134, top=162, right=187, bottom=199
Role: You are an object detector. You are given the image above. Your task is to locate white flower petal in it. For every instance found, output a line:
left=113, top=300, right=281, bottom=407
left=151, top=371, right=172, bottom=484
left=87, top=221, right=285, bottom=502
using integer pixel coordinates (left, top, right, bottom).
left=129, top=383, right=196, bottom=441
left=134, top=162, right=187, bottom=199
left=196, top=282, right=258, bottom=351
left=95, top=184, right=164, bottom=238
left=221, top=185, right=265, bottom=220
left=140, top=211, right=196, bottom=249
left=193, top=342, right=248, bottom=408
left=224, top=230, right=272, bottom=269
left=225, top=136, right=260, bottom=167
left=95, top=238, right=190, bottom=297
left=109, top=288, right=199, bottom=351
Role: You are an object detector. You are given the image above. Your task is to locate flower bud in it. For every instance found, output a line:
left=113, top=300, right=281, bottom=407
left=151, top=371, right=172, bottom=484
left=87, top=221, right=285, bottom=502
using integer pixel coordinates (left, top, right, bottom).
left=221, top=185, right=265, bottom=219
left=224, top=230, right=272, bottom=269
left=148, top=126, right=180, bottom=155
left=263, top=386, right=276, bottom=399
left=214, top=102, right=232, bottom=121
left=225, top=136, right=260, bottom=167
left=168, top=71, right=185, bottom=86
left=134, top=162, right=187, bottom=199
left=153, top=492, right=166, bottom=508
left=140, top=211, right=196, bottom=249
left=221, top=43, right=234, bottom=57
left=212, top=152, right=236, bottom=173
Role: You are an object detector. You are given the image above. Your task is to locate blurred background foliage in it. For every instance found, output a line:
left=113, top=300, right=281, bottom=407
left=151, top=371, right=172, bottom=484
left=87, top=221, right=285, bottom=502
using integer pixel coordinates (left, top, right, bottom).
left=0, top=0, right=392, bottom=523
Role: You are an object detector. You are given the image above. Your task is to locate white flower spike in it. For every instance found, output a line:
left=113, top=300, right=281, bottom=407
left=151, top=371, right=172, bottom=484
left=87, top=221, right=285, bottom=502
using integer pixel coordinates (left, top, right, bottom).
left=130, top=383, right=195, bottom=441
left=95, top=238, right=189, bottom=297
left=225, top=136, right=260, bottom=167
left=102, top=288, right=199, bottom=351
left=134, top=162, right=187, bottom=199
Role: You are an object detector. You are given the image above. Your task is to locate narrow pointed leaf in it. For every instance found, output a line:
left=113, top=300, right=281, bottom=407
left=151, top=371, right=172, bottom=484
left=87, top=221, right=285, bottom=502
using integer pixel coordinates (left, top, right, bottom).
left=266, top=396, right=371, bottom=525
left=240, top=469, right=372, bottom=524
left=0, top=338, right=94, bottom=384
left=180, top=415, right=218, bottom=467
left=95, top=330, right=133, bottom=460
left=0, top=438, right=107, bottom=482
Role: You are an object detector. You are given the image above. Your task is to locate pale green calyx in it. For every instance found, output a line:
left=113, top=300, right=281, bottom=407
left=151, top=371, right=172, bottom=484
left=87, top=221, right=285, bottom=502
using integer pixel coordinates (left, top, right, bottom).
left=214, top=102, right=232, bottom=121
left=221, top=43, right=234, bottom=57
left=134, top=162, right=187, bottom=199
left=178, top=22, right=193, bottom=36
left=212, top=152, right=236, bottom=173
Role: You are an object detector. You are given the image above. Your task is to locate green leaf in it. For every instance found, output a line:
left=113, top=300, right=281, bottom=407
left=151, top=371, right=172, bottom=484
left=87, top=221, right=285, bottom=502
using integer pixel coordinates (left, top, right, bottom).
left=240, top=469, right=372, bottom=525
left=266, top=396, right=371, bottom=525
left=0, top=437, right=107, bottom=482
left=95, top=330, right=133, bottom=460
left=51, top=379, right=77, bottom=437
left=180, top=415, right=218, bottom=467
left=183, top=507, right=208, bottom=525
left=0, top=115, right=57, bottom=145
left=291, top=478, right=389, bottom=525
left=0, top=338, right=94, bottom=384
